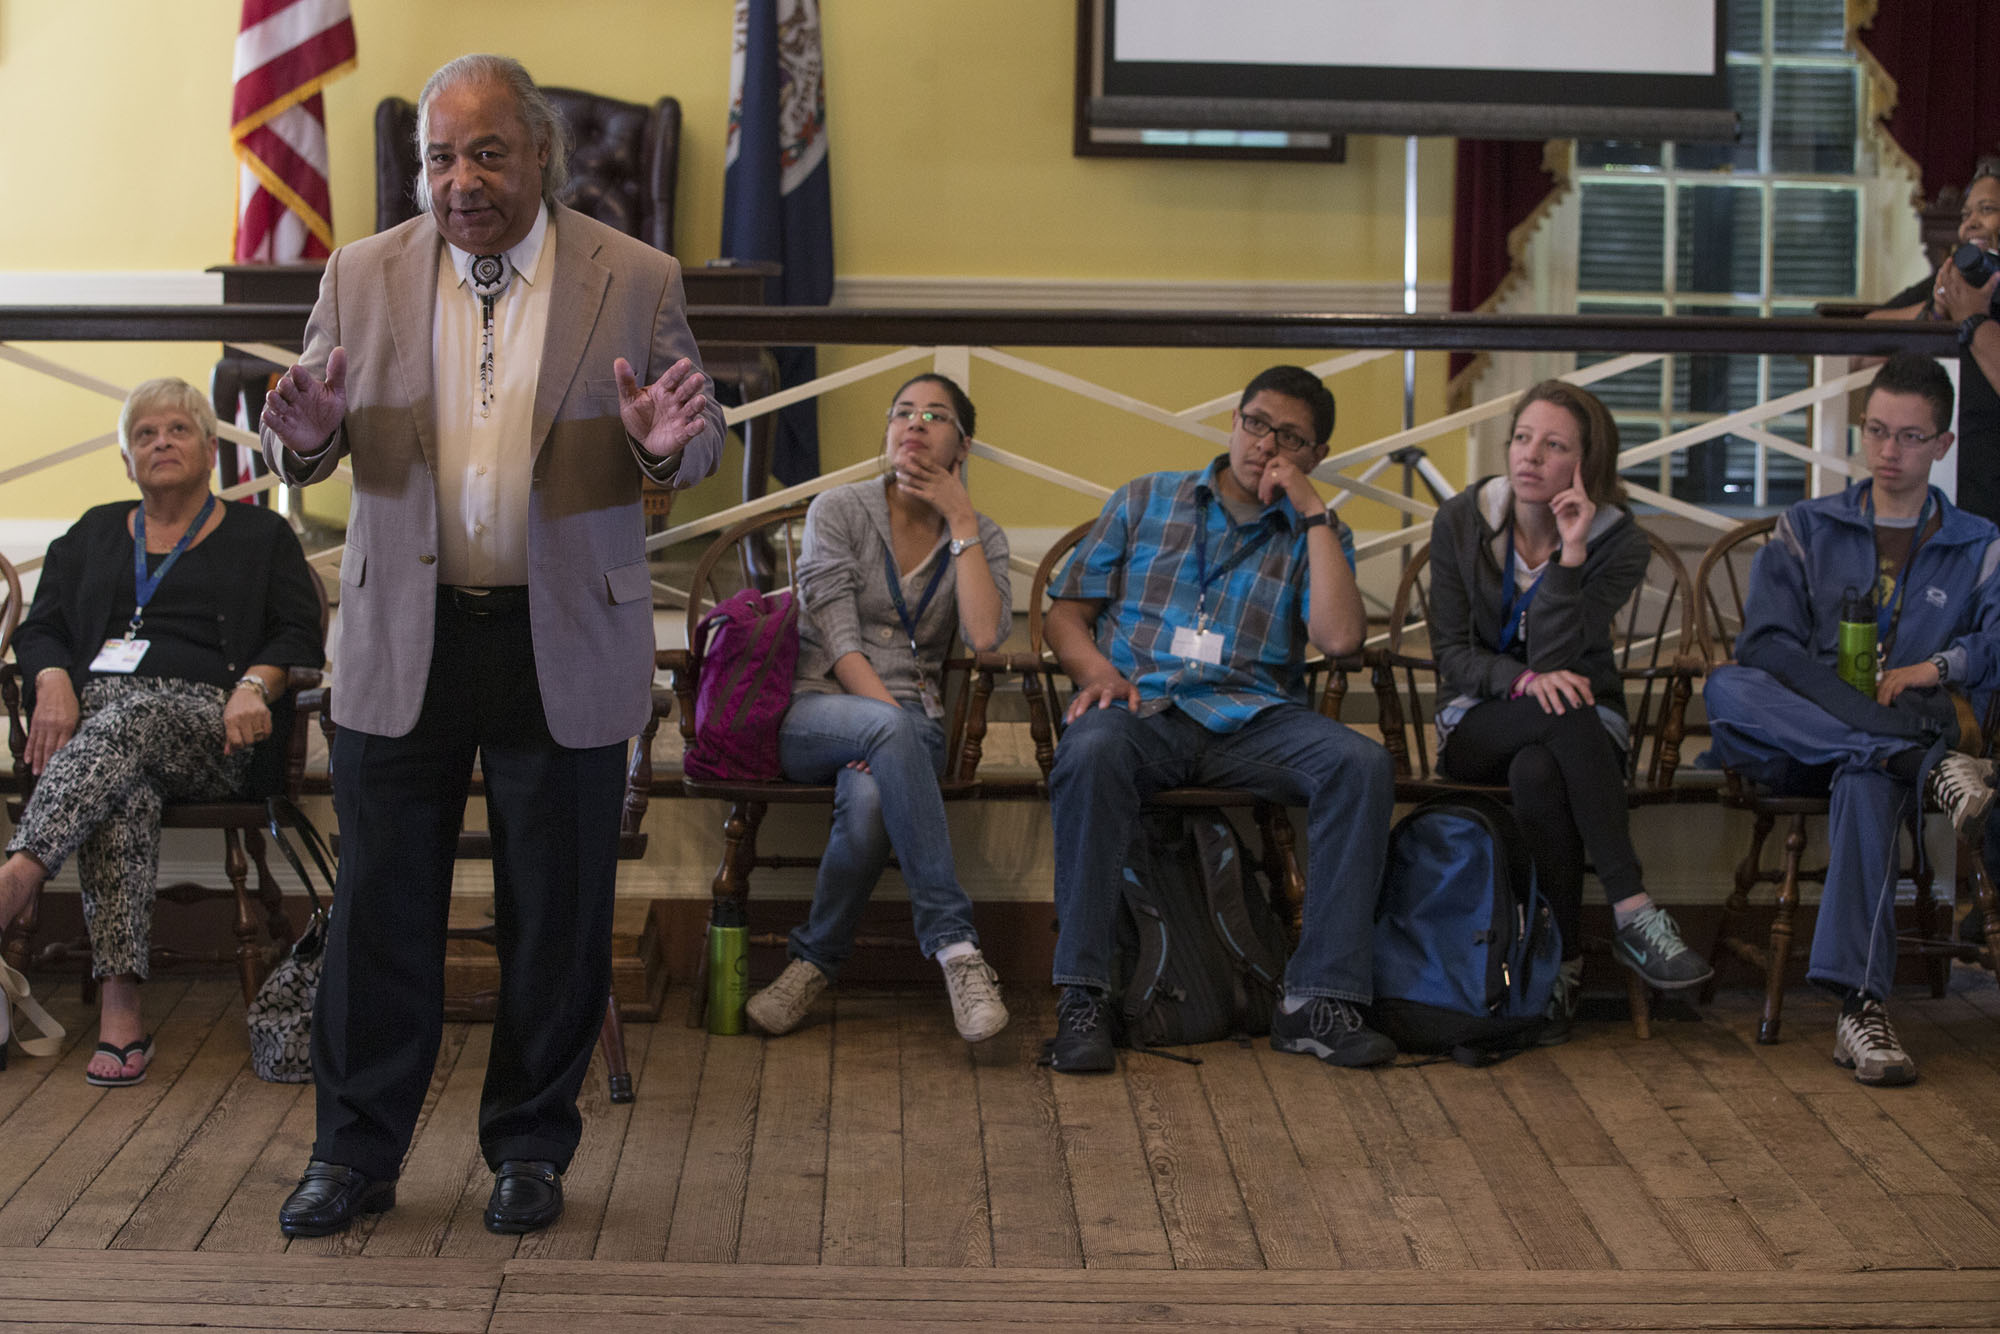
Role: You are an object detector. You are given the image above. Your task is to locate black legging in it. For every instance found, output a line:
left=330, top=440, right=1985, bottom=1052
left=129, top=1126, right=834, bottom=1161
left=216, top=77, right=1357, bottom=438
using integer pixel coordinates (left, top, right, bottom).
left=1437, top=696, right=1645, bottom=960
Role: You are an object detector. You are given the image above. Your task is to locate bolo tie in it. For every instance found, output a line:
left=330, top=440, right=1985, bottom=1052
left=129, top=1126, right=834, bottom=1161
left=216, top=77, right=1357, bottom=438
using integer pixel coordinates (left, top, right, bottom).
left=469, top=252, right=511, bottom=418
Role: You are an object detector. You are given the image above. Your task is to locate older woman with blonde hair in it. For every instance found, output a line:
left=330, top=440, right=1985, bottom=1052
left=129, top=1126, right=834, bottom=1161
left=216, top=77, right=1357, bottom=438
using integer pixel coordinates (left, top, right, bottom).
left=1427, top=380, right=1710, bottom=1040
left=0, top=377, right=322, bottom=1083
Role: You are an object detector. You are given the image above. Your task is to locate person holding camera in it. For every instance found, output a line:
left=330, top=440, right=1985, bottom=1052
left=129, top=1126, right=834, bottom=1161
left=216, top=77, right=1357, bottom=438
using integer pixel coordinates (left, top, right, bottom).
left=1871, top=161, right=2000, bottom=525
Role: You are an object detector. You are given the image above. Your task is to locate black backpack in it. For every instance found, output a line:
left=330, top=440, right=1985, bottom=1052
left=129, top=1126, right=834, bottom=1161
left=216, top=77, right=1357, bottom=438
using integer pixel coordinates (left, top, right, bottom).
left=1111, top=808, right=1293, bottom=1048
left=1367, top=793, right=1561, bottom=1065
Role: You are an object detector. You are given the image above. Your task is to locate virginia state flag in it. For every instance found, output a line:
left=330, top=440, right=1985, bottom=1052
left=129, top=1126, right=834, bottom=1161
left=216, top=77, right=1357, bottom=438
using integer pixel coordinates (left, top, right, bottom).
left=723, top=0, right=833, bottom=486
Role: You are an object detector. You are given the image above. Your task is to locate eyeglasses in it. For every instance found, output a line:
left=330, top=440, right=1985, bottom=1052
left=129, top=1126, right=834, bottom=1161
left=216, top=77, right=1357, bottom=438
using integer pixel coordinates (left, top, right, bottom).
left=1237, top=410, right=1316, bottom=457
left=1861, top=420, right=1947, bottom=450
left=887, top=406, right=960, bottom=430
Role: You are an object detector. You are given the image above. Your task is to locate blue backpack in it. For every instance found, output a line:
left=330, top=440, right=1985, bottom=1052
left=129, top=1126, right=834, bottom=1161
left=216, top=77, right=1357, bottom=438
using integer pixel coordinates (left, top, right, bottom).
left=1369, top=793, right=1561, bottom=1064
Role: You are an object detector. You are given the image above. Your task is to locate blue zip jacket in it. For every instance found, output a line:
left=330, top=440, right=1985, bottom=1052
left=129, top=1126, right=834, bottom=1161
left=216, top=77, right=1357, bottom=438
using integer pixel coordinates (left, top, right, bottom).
left=1739, top=481, right=2000, bottom=737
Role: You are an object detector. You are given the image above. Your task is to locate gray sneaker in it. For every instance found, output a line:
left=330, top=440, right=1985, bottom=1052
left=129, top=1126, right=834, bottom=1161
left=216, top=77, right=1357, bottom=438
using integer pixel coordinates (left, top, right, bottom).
left=941, top=949, right=1009, bottom=1042
left=1928, top=752, right=1997, bottom=837
left=745, top=958, right=828, bottom=1036
left=1832, top=997, right=1917, bottom=1086
left=1612, top=904, right=1714, bottom=990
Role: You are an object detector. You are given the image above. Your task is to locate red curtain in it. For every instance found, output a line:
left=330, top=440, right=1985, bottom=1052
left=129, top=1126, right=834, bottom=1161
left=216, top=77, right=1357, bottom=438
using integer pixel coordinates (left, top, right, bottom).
left=1856, top=1, right=2000, bottom=201
left=1449, top=139, right=1561, bottom=384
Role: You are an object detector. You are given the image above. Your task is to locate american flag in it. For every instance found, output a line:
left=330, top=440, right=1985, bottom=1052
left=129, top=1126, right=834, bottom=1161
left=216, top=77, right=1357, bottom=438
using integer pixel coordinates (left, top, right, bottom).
left=230, top=0, right=357, bottom=263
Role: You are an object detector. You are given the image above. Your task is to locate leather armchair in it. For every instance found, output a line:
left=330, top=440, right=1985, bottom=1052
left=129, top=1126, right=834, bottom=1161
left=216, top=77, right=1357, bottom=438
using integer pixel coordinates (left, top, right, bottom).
left=375, top=89, right=682, bottom=253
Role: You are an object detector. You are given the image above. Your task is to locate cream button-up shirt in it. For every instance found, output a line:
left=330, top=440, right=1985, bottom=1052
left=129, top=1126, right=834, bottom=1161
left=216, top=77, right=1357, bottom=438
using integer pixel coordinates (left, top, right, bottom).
left=432, top=203, right=553, bottom=588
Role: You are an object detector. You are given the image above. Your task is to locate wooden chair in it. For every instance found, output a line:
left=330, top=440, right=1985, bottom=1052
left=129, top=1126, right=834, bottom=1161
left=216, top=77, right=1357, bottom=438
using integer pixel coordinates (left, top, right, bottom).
left=304, top=688, right=658, bottom=1104
left=1691, top=516, right=1992, bottom=1043
left=1021, top=520, right=1364, bottom=942
left=659, top=503, right=1036, bottom=1026
left=0, top=553, right=19, bottom=672
left=2, top=563, right=329, bottom=1006
left=1366, top=528, right=1704, bottom=1037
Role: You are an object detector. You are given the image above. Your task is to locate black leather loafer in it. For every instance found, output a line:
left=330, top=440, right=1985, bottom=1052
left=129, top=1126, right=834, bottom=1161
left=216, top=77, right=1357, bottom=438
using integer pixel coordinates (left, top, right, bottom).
left=484, top=1159, right=563, bottom=1234
left=278, top=1160, right=396, bottom=1238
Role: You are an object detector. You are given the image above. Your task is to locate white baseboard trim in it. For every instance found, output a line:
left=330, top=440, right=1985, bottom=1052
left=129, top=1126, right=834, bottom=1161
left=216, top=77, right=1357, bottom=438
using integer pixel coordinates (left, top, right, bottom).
left=0, top=269, right=1441, bottom=316
left=836, top=274, right=1447, bottom=313
left=0, top=271, right=223, bottom=305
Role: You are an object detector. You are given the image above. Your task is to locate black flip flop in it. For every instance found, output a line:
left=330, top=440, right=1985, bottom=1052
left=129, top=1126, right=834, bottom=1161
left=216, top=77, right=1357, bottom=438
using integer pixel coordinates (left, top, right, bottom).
left=84, top=1035, right=154, bottom=1088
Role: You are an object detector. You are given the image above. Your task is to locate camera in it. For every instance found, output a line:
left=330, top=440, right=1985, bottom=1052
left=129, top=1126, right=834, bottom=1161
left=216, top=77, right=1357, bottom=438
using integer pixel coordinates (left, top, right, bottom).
left=1952, top=241, right=2000, bottom=287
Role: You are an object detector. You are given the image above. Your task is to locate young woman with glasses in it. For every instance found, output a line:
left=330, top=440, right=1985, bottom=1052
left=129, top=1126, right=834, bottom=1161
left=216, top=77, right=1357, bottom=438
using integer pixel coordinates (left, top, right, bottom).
left=744, top=374, right=1012, bottom=1043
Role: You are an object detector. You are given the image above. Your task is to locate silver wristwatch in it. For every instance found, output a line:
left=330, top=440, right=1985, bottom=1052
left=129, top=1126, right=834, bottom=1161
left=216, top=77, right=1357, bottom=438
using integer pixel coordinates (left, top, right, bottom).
left=1930, top=652, right=1951, bottom=685
left=948, top=535, right=976, bottom=557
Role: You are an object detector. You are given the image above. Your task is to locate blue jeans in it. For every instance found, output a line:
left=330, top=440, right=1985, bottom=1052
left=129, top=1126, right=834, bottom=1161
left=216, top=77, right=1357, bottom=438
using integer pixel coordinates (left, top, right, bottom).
left=1704, top=664, right=1936, bottom=1000
left=776, top=691, right=977, bottom=976
left=1048, top=703, right=1394, bottom=1003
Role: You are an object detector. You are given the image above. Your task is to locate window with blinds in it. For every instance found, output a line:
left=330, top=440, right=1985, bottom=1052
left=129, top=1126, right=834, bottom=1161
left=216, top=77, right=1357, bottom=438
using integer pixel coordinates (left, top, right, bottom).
left=1574, top=0, right=1859, bottom=510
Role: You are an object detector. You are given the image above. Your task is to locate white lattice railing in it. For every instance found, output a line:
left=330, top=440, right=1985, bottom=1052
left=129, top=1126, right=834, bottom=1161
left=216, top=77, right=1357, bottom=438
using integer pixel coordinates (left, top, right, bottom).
left=644, top=344, right=1879, bottom=590
left=0, top=313, right=1946, bottom=622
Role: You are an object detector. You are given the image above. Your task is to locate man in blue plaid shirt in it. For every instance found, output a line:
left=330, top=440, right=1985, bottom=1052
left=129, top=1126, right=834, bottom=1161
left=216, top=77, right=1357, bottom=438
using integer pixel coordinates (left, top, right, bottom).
left=1042, top=365, right=1397, bottom=1072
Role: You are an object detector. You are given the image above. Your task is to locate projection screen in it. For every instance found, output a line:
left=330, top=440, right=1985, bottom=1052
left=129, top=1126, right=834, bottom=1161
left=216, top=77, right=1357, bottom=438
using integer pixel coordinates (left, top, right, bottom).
left=1082, top=0, right=1738, bottom=145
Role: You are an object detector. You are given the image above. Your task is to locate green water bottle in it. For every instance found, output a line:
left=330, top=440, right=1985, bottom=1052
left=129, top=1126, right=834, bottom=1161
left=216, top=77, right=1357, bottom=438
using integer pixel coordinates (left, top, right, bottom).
left=1836, top=586, right=1877, bottom=695
left=706, top=898, right=749, bottom=1035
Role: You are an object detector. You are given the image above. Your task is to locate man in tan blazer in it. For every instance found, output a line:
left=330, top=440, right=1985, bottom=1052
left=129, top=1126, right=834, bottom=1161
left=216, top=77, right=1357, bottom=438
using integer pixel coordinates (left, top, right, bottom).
left=260, top=53, right=724, bottom=1239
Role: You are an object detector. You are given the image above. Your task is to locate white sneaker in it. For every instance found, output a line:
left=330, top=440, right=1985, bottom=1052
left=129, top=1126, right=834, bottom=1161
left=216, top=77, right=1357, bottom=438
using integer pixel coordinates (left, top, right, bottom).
left=1832, top=998, right=1917, bottom=1086
left=1927, top=752, right=1997, bottom=836
left=941, top=949, right=1009, bottom=1042
left=745, top=958, right=828, bottom=1036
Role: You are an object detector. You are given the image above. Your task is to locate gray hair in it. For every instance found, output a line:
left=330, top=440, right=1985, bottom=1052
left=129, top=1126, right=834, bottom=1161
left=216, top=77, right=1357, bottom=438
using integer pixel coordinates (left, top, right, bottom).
left=119, top=378, right=218, bottom=457
left=414, top=53, right=569, bottom=213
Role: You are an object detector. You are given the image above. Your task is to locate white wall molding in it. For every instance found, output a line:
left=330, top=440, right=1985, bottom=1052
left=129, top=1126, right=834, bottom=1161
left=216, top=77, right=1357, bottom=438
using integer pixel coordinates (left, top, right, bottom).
left=0, top=271, right=223, bottom=306
left=0, top=269, right=1446, bottom=317
left=835, top=274, right=1448, bottom=313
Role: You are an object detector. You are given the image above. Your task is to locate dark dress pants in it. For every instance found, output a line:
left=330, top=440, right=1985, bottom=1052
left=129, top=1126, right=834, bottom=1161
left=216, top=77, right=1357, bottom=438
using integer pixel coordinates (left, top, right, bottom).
left=311, top=590, right=625, bottom=1180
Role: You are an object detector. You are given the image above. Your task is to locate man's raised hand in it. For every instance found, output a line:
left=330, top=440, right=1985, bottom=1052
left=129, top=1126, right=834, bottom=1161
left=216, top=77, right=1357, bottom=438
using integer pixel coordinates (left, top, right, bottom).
left=616, top=356, right=711, bottom=459
left=261, top=346, right=348, bottom=457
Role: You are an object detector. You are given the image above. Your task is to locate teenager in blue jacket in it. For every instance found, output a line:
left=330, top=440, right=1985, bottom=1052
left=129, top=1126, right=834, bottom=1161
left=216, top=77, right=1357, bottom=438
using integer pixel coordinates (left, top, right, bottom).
left=1705, top=354, right=2000, bottom=1086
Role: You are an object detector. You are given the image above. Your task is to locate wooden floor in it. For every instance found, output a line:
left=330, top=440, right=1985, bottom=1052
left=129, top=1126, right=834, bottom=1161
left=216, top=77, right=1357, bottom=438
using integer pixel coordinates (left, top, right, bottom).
left=3, top=972, right=1999, bottom=1331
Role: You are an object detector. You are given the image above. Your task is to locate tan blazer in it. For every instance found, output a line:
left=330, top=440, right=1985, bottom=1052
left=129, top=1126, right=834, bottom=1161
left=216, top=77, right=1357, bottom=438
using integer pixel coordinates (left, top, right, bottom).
left=263, top=207, right=725, bottom=749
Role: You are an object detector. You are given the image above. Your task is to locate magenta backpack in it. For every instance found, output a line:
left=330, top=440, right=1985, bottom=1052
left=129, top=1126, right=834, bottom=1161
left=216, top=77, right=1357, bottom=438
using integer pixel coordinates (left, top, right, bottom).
left=684, top=588, right=801, bottom=781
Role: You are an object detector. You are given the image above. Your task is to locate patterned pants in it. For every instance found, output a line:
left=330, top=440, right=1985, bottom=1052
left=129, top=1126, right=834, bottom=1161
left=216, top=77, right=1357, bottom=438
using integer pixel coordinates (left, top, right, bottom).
left=6, top=677, right=249, bottom=979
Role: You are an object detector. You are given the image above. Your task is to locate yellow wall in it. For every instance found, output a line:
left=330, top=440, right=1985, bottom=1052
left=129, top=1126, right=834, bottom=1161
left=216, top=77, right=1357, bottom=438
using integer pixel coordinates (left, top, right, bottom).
left=0, top=0, right=1457, bottom=530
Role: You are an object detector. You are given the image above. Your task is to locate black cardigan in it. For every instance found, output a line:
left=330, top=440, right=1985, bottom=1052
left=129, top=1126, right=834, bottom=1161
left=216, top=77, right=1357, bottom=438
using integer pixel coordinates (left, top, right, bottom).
left=15, top=500, right=324, bottom=793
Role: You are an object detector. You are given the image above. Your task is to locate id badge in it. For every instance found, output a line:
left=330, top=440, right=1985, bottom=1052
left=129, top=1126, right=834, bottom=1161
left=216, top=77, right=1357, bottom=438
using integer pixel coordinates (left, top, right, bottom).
left=90, top=637, right=149, bottom=673
left=918, top=677, right=945, bottom=720
left=1169, top=624, right=1225, bottom=666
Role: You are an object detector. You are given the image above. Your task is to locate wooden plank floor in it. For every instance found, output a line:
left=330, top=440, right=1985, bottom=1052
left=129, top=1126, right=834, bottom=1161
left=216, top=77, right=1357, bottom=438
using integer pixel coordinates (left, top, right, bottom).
left=3, top=971, right=1999, bottom=1332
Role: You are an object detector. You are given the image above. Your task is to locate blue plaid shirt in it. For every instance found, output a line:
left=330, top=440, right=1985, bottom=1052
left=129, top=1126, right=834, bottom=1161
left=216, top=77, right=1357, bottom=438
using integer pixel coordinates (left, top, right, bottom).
left=1051, top=458, right=1356, bottom=732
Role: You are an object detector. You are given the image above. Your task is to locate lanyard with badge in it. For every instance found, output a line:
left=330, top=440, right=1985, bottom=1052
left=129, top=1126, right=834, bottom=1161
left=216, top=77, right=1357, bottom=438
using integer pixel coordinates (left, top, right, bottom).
left=1496, top=528, right=1548, bottom=652
left=1173, top=494, right=1274, bottom=667
left=882, top=540, right=953, bottom=718
left=92, top=494, right=217, bottom=674
left=1870, top=488, right=1935, bottom=663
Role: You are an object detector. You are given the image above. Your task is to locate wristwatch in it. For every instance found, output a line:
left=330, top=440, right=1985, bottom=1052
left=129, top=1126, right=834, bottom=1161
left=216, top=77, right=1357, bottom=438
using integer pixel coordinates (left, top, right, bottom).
left=1930, top=652, right=1952, bottom=685
left=948, top=535, right=976, bottom=557
left=1959, top=313, right=1990, bottom=350
left=1298, top=511, right=1330, bottom=532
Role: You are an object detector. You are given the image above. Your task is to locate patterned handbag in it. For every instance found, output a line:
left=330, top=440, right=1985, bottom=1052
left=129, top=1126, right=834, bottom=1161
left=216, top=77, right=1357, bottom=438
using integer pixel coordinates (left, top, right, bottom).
left=247, top=797, right=335, bottom=1083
